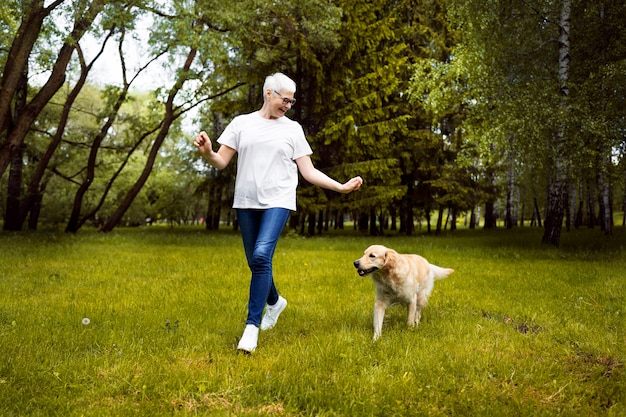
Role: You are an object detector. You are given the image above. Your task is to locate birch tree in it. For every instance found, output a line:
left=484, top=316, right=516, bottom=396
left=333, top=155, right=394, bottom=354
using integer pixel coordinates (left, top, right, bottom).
left=542, top=0, right=571, bottom=246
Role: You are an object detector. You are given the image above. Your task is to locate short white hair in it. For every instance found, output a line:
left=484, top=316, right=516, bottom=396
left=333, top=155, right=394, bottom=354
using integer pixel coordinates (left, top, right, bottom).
left=263, top=73, right=296, bottom=101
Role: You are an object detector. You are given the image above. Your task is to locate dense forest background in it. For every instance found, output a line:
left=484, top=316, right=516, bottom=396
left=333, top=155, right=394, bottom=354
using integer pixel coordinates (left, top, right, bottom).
left=1, top=0, right=624, bottom=246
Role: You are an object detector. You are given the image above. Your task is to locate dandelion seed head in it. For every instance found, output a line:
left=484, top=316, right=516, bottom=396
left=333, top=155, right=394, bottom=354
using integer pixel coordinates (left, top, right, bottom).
left=82, top=318, right=91, bottom=325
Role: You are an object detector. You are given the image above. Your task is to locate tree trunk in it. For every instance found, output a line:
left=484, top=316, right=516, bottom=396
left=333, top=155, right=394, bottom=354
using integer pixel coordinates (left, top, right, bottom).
left=369, top=208, right=378, bottom=236
left=389, top=204, right=397, bottom=231
left=531, top=196, right=542, bottom=227
left=317, top=209, right=324, bottom=235
left=27, top=186, right=45, bottom=231
left=2, top=70, right=28, bottom=231
left=450, top=208, right=457, bottom=231
left=484, top=200, right=497, bottom=229
left=505, top=179, right=514, bottom=228
left=586, top=179, right=596, bottom=228
left=568, top=181, right=577, bottom=229
left=505, top=133, right=515, bottom=229
left=307, top=211, right=316, bottom=236
left=484, top=159, right=497, bottom=229
left=574, top=200, right=583, bottom=228
left=335, top=210, right=344, bottom=230
left=541, top=0, right=571, bottom=247
left=598, top=167, right=612, bottom=236
left=573, top=180, right=583, bottom=228
left=596, top=2, right=612, bottom=237
left=358, top=212, right=368, bottom=232
left=205, top=185, right=222, bottom=231
left=564, top=187, right=571, bottom=232
left=324, top=207, right=330, bottom=231
left=401, top=198, right=414, bottom=236
left=623, top=168, right=626, bottom=227
left=3, top=144, right=24, bottom=231
left=289, top=211, right=300, bottom=231
left=435, top=207, right=444, bottom=235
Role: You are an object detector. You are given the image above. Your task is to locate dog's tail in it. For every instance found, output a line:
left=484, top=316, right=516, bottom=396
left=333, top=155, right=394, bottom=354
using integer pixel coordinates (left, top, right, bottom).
left=430, top=264, right=454, bottom=280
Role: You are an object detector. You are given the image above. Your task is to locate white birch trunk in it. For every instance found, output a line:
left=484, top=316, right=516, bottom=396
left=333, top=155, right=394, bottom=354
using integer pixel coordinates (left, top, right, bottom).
left=542, top=0, right=571, bottom=246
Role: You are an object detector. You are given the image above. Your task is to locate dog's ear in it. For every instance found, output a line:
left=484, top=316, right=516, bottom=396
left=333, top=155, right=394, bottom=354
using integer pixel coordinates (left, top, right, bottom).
left=383, top=249, right=396, bottom=269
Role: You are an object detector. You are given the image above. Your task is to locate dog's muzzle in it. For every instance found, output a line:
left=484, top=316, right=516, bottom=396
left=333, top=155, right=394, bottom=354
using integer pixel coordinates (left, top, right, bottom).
left=353, top=260, right=377, bottom=277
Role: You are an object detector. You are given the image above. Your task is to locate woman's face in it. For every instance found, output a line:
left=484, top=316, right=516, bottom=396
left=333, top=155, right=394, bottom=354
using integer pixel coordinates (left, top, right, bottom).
left=267, top=89, right=295, bottom=119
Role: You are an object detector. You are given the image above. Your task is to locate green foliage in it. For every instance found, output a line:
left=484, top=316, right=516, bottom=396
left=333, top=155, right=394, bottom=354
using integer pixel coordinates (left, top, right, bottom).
left=294, top=0, right=421, bottom=218
left=407, top=0, right=626, bottom=239
left=0, top=0, right=20, bottom=65
left=3, top=0, right=625, bottom=236
left=0, top=228, right=623, bottom=415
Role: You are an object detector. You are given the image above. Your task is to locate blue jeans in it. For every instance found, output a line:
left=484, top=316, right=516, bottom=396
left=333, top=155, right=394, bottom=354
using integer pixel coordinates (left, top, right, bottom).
left=237, top=208, right=291, bottom=327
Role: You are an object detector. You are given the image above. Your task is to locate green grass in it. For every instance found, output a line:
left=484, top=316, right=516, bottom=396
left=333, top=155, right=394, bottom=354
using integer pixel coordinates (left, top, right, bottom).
left=0, top=227, right=624, bottom=416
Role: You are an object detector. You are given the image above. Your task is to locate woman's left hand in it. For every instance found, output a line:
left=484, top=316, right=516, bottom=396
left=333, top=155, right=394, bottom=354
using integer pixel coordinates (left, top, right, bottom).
left=341, top=176, right=363, bottom=193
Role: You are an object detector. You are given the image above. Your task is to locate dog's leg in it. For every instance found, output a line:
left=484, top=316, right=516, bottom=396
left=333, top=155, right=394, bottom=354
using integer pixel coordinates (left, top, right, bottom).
left=373, top=300, right=386, bottom=341
left=415, top=290, right=428, bottom=326
left=414, top=309, right=422, bottom=327
left=407, top=295, right=418, bottom=327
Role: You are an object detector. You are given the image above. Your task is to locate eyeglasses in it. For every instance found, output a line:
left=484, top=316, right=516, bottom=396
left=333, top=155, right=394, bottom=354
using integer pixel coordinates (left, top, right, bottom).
left=273, top=90, right=296, bottom=106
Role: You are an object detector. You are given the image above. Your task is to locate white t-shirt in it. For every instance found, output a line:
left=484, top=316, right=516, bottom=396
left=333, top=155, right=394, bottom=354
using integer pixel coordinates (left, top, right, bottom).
left=217, top=111, right=313, bottom=211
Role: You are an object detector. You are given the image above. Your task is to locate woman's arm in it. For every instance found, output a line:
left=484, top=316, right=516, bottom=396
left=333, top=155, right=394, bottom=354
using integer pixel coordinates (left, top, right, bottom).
left=194, top=131, right=236, bottom=170
left=295, top=155, right=363, bottom=193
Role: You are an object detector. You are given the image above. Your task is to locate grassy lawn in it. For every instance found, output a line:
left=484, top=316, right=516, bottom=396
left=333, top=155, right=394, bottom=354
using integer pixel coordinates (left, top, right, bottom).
left=0, top=226, right=624, bottom=416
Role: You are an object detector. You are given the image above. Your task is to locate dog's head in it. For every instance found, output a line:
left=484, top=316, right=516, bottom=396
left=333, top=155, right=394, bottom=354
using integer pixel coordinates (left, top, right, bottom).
left=353, top=245, right=396, bottom=277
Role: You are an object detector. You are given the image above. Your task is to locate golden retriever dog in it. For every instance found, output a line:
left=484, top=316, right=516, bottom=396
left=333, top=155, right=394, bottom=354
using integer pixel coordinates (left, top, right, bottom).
left=353, top=245, right=454, bottom=341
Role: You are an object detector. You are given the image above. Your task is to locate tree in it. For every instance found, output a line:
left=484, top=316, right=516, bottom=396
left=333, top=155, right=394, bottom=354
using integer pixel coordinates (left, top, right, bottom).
left=2, top=0, right=256, bottom=232
left=438, top=0, right=626, bottom=244
left=542, top=0, right=571, bottom=246
left=571, top=0, right=626, bottom=236
left=0, top=0, right=106, bottom=179
left=303, top=0, right=424, bottom=235
left=18, top=34, right=114, bottom=230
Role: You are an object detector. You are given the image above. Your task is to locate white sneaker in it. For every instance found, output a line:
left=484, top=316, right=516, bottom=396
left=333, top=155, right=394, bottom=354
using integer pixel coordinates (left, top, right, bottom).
left=237, top=324, right=259, bottom=353
left=260, top=296, right=287, bottom=331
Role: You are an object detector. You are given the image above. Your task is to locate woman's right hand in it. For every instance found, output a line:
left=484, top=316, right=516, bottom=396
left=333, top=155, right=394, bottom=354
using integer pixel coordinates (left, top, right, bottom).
left=194, top=131, right=213, bottom=155
left=193, top=131, right=236, bottom=170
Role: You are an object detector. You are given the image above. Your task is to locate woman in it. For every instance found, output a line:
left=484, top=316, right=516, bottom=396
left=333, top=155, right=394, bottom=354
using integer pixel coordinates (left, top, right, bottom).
left=194, top=73, right=363, bottom=353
